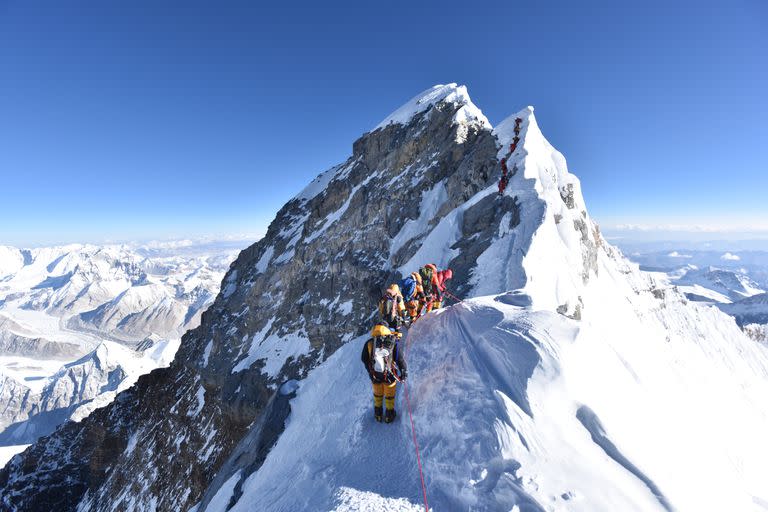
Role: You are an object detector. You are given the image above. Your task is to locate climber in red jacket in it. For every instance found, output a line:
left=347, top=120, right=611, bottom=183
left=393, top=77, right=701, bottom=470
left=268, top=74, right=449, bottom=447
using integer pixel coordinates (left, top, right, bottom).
left=498, top=174, right=509, bottom=195
left=431, top=269, right=453, bottom=309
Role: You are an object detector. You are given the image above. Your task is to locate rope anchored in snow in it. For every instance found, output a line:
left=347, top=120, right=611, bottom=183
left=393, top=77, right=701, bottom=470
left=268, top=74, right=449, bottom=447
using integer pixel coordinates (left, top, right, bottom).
left=403, top=380, right=429, bottom=512
left=398, top=330, right=430, bottom=512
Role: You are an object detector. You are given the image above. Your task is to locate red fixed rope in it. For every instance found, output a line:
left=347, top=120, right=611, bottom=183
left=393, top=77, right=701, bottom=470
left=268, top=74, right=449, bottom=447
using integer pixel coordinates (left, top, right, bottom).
left=403, top=381, right=429, bottom=512
left=442, top=289, right=462, bottom=303
left=400, top=330, right=430, bottom=512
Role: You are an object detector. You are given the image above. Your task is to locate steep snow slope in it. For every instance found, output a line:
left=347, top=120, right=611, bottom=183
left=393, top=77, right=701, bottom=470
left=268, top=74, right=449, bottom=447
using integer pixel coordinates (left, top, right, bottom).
left=3, top=85, right=767, bottom=512
left=213, top=283, right=768, bottom=511
left=196, top=103, right=768, bottom=512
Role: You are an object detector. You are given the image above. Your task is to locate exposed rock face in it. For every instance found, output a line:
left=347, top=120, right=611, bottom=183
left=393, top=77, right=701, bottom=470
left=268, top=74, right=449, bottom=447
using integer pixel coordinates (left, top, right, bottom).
left=0, top=88, right=502, bottom=511
left=0, top=85, right=601, bottom=511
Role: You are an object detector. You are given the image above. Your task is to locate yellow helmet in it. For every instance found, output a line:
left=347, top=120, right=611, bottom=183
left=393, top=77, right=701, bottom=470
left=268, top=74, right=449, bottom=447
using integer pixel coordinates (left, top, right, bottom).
left=387, top=283, right=401, bottom=296
left=371, top=324, right=392, bottom=338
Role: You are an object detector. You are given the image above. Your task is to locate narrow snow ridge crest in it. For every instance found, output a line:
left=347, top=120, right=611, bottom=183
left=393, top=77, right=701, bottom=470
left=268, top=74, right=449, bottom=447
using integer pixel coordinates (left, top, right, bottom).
left=375, top=83, right=490, bottom=131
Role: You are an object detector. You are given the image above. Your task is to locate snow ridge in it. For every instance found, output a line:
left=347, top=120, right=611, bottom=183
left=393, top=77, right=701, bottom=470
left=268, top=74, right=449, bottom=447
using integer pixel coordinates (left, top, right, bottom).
left=375, top=83, right=490, bottom=131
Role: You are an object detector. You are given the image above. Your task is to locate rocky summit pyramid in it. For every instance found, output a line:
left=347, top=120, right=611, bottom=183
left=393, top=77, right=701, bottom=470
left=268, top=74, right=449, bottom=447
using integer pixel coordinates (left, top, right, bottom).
left=2, top=84, right=767, bottom=512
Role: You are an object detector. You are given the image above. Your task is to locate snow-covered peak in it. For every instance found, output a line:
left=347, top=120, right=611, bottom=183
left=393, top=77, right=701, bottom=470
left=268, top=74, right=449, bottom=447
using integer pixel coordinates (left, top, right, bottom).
left=494, top=106, right=586, bottom=212
left=374, top=83, right=490, bottom=131
left=465, top=106, right=599, bottom=315
left=0, top=246, right=25, bottom=278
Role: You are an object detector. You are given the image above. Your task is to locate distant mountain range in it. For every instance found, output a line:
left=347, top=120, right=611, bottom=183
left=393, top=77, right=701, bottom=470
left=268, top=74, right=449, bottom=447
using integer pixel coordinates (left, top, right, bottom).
left=612, top=248, right=768, bottom=343
left=0, top=240, right=246, bottom=453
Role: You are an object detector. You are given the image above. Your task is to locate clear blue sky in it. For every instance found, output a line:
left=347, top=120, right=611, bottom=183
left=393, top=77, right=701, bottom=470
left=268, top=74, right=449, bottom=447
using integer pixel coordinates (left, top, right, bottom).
left=1, top=0, right=766, bottom=246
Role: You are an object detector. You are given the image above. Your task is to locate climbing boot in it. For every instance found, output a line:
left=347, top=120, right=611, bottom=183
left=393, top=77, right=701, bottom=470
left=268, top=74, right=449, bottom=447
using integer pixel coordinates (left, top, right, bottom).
left=374, top=406, right=383, bottom=422
left=384, top=409, right=397, bottom=423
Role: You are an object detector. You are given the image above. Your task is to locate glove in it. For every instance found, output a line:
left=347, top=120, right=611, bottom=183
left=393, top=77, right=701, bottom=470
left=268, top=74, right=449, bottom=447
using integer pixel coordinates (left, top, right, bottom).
left=400, top=372, right=408, bottom=382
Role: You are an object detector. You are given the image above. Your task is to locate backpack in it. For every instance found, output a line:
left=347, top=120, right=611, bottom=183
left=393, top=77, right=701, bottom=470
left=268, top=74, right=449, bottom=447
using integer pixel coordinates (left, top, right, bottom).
left=372, top=337, right=396, bottom=376
left=399, top=277, right=416, bottom=300
left=419, top=265, right=435, bottom=295
left=379, top=295, right=399, bottom=324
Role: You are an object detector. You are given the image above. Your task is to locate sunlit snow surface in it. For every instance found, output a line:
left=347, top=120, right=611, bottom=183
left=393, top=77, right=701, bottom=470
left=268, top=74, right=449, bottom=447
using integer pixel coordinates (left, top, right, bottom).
left=206, top=106, right=768, bottom=512
left=216, top=281, right=768, bottom=512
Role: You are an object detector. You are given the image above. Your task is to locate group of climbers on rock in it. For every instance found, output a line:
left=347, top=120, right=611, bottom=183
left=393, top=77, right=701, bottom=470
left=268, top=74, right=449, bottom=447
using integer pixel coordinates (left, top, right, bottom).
left=498, top=117, right=523, bottom=196
left=361, top=263, right=454, bottom=423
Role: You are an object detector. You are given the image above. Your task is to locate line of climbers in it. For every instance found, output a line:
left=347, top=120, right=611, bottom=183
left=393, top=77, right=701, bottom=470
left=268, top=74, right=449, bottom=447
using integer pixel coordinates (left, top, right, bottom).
left=361, top=263, right=454, bottom=423
left=498, top=116, right=523, bottom=196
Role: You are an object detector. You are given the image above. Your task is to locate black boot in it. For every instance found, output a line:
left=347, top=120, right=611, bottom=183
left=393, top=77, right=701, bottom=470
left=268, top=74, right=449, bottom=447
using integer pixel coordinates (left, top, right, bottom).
left=384, top=408, right=397, bottom=423
left=374, top=406, right=383, bottom=422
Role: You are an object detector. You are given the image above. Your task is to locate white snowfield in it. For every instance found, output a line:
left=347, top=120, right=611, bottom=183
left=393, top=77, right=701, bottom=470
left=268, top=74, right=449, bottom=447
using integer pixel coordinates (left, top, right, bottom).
left=202, top=90, right=768, bottom=511
left=0, top=240, right=242, bottom=460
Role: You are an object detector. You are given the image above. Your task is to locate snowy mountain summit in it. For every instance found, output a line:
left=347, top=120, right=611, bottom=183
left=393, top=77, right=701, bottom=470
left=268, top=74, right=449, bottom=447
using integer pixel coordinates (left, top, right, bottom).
left=2, top=84, right=767, bottom=512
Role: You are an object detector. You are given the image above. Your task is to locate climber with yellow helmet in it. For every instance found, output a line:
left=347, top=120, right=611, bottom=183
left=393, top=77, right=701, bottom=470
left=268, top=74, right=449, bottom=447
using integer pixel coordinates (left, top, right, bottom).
left=378, top=283, right=406, bottom=329
left=361, top=324, right=407, bottom=423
